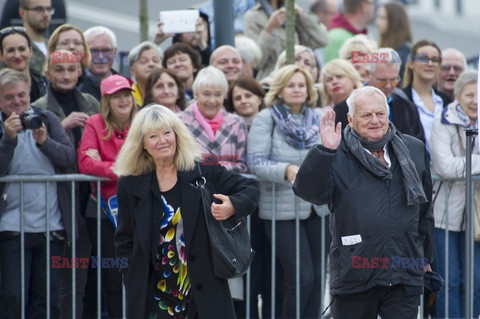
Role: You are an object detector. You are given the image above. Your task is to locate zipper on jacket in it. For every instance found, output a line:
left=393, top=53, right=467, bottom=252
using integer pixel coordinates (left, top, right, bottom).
left=385, top=179, right=394, bottom=286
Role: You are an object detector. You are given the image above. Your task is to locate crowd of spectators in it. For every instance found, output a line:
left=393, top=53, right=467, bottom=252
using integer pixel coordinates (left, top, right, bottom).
left=0, top=0, right=478, bottom=318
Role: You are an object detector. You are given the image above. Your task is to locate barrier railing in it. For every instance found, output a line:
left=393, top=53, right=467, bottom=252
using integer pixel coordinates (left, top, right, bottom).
left=0, top=173, right=478, bottom=318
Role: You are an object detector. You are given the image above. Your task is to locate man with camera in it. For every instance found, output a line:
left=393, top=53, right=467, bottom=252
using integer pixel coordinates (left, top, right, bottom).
left=0, top=68, right=76, bottom=318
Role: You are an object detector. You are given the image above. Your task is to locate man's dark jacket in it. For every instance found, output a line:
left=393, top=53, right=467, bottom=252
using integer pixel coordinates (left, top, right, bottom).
left=293, top=134, right=434, bottom=295
left=334, top=93, right=426, bottom=143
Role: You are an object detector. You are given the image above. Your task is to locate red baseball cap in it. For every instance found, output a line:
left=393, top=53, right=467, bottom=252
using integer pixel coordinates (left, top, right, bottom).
left=100, top=74, right=133, bottom=97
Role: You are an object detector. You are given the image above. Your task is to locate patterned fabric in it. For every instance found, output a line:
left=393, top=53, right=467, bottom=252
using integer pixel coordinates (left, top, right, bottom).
left=455, top=103, right=477, bottom=129
left=192, top=103, right=223, bottom=141
left=343, top=123, right=427, bottom=206
left=270, top=103, right=320, bottom=150
left=179, top=105, right=248, bottom=173
left=152, top=192, right=190, bottom=319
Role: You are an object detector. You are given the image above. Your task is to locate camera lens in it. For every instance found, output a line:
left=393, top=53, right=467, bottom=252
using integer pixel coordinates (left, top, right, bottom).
left=25, top=115, right=42, bottom=129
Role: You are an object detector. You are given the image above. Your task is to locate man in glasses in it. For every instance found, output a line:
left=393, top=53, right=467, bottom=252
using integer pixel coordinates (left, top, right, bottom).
left=437, top=48, right=467, bottom=101
left=18, top=0, right=54, bottom=75
left=334, top=48, right=425, bottom=143
left=82, top=26, right=131, bottom=101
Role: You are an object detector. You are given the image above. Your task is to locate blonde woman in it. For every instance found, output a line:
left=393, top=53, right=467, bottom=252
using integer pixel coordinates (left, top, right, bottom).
left=338, top=34, right=378, bottom=83
left=77, top=74, right=135, bottom=318
left=248, top=64, right=327, bottom=318
left=319, top=59, right=363, bottom=110
left=113, top=105, right=259, bottom=318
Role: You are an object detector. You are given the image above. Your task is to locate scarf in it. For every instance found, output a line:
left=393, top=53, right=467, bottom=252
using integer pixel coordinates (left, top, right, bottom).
left=193, top=102, right=224, bottom=142
left=455, top=103, right=477, bottom=129
left=343, top=123, right=427, bottom=206
left=270, top=103, right=320, bottom=150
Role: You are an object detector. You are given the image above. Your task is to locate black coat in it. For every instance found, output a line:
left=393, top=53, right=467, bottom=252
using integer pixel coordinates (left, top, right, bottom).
left=115, top=163, right=259, bottom=318
left=334, top=93, right=426, bottom=143
left=293, top=135, right=434, bottom=296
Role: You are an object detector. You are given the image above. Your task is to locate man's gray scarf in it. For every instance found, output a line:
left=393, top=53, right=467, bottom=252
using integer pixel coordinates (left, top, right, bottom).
left=343, top=123, right=427, bottom=206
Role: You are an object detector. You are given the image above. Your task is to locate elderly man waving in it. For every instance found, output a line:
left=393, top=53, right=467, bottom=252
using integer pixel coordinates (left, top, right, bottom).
left=293, top=86, right=434, bottom=319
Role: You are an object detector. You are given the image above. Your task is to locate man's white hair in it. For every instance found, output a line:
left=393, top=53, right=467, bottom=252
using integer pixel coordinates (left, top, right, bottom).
left=347, top=86, right=389, bottom=117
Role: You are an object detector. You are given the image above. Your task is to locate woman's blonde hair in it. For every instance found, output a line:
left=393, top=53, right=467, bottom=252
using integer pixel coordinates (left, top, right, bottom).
left=113, top=105, right=201, bottom=176
left=47, top=24, right=91, bottom=70
left=319, top=59, right=363, bottom=106
left=100, top=90, right=136, bottom=140
left=338, top=34, right=378, bottom=60
left=264, top=65, right=318, bottom=107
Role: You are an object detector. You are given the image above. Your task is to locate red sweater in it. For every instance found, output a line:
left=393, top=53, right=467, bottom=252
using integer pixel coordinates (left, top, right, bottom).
left=77, top=114, right=129, bottom=199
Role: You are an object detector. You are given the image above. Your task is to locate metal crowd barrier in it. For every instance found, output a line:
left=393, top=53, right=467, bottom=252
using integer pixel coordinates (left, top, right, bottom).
left=0, top=173, right=478, bottom=319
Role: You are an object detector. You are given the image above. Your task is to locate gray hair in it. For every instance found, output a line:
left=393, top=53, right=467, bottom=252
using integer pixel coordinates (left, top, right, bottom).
left=84, top=26, right=117, bottom=48
left=368, top=47, right=401, bottom=75
left=128, top=41, right=163, bottom=68
left=453, top=70, right=477, bottom=98
left=0, top=68, right=29, bottom=90
left=346, top=86, right=389, bottom=117
left=235, top=35, right=262, bottom=65
left=442, top=47, right=467, bottom=69
left=192, top=66, right=228, bottom=97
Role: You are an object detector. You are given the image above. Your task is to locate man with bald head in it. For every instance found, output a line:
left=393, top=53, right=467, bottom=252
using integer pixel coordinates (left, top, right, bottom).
left=33, top=50, right=99, bottom=147
left=210, top=45, right=243, bottom=86
left=437, top=48, right=467, bottom=101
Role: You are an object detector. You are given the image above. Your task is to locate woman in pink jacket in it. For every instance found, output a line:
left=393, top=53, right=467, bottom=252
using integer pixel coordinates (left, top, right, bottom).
left=77, top=74, right=136, bottom=318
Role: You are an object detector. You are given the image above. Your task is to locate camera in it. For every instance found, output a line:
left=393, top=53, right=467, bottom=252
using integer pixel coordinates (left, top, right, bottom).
left=19, top=109, right=42, bottom=130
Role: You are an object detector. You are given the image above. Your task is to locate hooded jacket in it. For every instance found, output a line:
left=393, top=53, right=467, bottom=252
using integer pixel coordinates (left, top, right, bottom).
left=430, top=101, right=480, bottom=231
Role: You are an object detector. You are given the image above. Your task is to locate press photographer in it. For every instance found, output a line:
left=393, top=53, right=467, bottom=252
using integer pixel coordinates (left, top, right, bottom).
left=0, top=68, right=76, bottom=318
left=19, top=108, right=42, bottom=130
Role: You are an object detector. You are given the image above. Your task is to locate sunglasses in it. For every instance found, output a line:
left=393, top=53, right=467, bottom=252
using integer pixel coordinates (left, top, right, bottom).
left=0, top=26, right=27, bottom=36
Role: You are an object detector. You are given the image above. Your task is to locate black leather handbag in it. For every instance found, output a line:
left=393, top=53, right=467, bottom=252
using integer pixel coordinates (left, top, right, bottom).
left=195, top=163, right=255, bottom=279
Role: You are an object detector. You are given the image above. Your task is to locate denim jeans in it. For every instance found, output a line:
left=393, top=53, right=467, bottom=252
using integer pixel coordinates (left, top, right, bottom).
left=0, top=232, right=65, bottom=319
left=434, top=228, right=480, bottom=318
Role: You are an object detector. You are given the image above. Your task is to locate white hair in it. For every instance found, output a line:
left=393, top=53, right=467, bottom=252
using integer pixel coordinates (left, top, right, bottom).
left=235, top=35, right=262, bottom=65
left=192, top=66, right=228, bottom=97
left=346, top=86, right=389, bottom=117
left=84, top=26, right=117, bottom=48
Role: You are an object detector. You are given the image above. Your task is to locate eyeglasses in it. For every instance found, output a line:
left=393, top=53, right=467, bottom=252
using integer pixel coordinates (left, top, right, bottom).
left=372, top=77, right=400, bottom=88
left=440, top=64, right=464, bottom=73
left=416, top=56, right=441, bottom=65
left=90, top=48, right=114, bottom=55
left=24, top=6, right=55, bottom=15
left=0, top=26, right=27, bottom=36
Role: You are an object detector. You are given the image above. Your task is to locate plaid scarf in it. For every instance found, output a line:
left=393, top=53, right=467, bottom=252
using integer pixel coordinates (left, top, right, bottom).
left=270, top=103, right=320, bottom=150
left=344, top=123, right=427, bottom=206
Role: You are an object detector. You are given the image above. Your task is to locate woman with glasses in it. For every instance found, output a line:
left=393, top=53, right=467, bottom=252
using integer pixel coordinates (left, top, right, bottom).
left=402, top=39, right=451, bottom=153
left=0, top=26, right=47, bottom=102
